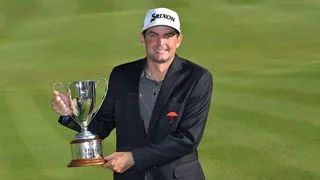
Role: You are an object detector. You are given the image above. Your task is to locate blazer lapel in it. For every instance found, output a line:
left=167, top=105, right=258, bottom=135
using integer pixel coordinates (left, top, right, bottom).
left=147, top=55, right=184, bottom=134
left=131, top=59, right=146, bottom=93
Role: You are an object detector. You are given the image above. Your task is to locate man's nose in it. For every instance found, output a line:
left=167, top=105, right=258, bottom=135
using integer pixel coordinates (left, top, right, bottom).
left=156, top=37, right=166, bottom=45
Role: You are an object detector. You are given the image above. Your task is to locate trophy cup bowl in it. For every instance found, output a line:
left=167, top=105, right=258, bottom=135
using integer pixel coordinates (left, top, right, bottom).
left=55, top=79, right=107, bottom=167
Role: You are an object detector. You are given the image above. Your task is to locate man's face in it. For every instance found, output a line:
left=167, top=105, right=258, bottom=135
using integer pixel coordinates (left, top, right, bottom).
left=141, top=26, right=183, bottom=64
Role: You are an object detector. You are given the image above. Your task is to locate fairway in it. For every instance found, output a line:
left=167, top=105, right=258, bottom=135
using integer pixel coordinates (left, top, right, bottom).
left=0, top=0, right=320, bottom=179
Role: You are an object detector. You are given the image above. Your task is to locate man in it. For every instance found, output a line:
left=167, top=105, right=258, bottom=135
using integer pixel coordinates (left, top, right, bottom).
left=52, top=7, right=213, bottom=180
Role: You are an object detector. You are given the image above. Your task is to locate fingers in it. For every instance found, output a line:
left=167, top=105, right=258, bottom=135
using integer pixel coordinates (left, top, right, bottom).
left=102, top=153, right=116, bottom=169
left=104, top=158, right=123, bottom=173
left=103, top=157, right=116, bottom=169
left=51, top=91, right=72, bottom=116
left=102, top=155, right=117, bottom=172
left=102, top=152, right=135, bottom=174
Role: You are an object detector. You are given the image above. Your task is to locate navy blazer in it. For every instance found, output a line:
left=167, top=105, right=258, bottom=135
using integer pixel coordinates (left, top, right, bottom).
left=60, top=55, right=213, bottom=180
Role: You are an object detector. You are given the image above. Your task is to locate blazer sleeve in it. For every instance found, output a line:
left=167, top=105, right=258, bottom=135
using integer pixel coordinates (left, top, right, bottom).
left=87, top=68, right=117, bottom=139
left=132, top=70, right=213, bottom=171
left=57, top=68, right=117, bottom=140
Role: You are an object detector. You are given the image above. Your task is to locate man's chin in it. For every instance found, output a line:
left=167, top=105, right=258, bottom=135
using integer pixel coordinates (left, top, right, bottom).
left=153, top=59, right=169, bottom=64
left=151, top=56, right=172, bottom=64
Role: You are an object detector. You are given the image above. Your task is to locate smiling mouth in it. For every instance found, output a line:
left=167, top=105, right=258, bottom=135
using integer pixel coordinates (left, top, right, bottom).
left=155, top=49, right=167, bottom=53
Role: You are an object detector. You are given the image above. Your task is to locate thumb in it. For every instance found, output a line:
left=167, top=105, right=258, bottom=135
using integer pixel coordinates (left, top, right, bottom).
left=53, top=90, right=60, bottom=96
left=104, top=153, right=116, bottom=161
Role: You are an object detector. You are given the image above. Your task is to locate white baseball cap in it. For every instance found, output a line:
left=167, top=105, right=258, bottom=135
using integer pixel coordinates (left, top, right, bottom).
left=142, top=7, right=181, bottom=33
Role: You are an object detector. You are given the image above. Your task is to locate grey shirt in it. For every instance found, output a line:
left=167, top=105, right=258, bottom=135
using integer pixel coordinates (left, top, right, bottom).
left=139, top=70, right=163, bottom=132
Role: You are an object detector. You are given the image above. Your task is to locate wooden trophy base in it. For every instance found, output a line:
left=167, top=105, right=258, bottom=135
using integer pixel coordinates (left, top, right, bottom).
left=68, top=157, right=105, bottom=167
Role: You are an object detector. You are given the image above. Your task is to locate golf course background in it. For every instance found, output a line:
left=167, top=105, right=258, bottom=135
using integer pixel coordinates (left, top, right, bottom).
left=0, top=0, right=319, bottom=179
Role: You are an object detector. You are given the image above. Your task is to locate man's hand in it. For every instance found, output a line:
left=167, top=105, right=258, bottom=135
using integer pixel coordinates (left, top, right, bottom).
left=102, top=152, right=135, bottom=173
left=51, top=91, right=72, bottom=116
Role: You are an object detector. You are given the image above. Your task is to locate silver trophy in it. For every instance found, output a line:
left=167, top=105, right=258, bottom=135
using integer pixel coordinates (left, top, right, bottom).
left=54, top=79, right=107, bottom=167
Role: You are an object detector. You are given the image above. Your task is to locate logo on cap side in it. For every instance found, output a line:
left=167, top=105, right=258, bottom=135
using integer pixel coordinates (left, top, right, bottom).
left=150, top=13, right=175, bottom=23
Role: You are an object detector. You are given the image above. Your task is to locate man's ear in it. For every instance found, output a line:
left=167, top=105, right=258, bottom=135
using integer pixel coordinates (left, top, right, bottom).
left=140, top=33, right=145, bottom=46
left=176, top=34, right=183, bottom=48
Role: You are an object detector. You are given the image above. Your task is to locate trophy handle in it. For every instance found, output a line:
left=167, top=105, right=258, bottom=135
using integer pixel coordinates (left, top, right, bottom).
left=53, top=82, right=78, bottom=124
left=53, top=82, right=65, bottom=92
left=91, top=78, right=108, bottom=120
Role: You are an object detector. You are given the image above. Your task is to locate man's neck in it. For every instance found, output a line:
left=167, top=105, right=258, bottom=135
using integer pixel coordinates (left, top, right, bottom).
left=145, top=59, right=173, bottom=82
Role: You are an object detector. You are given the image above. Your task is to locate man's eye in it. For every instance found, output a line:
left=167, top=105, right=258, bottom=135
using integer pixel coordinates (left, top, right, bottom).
left=164, top=33, right=175, bottom=38
left=148, top=33, right=156, bottom=38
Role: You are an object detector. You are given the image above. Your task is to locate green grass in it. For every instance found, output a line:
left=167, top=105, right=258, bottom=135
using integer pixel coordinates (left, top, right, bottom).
left=0, top=0, right=319, bottom=179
